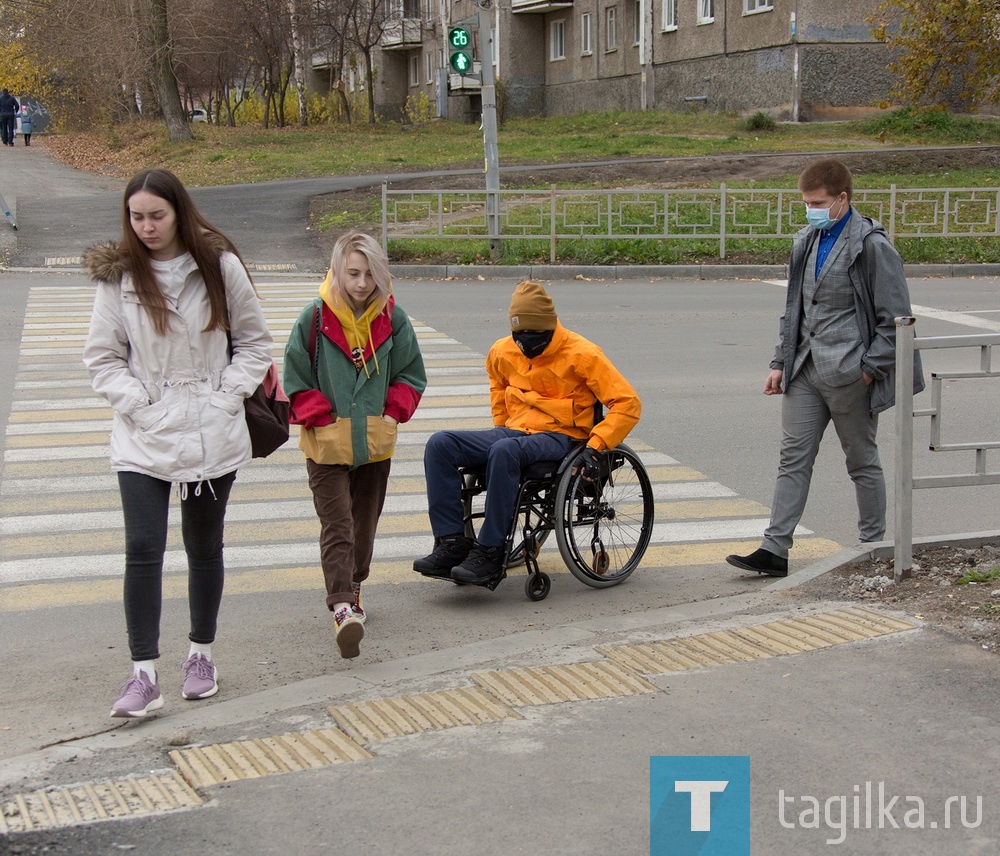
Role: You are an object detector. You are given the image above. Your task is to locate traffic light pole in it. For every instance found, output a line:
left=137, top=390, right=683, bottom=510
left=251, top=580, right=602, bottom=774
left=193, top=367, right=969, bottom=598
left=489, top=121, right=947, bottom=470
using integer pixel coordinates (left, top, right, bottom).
left=476, top=0, right=501, bottom=258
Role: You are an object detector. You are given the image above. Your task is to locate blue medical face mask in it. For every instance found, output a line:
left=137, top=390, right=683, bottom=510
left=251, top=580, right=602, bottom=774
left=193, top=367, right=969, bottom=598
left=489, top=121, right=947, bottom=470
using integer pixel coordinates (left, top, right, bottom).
left=805, top=195, right=846, bottom=231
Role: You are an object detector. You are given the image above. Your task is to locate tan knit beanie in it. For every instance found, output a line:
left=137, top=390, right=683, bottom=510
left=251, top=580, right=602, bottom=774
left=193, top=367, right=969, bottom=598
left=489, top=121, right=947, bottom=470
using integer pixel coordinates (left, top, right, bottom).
left=509, top=281, right=557, bottom=331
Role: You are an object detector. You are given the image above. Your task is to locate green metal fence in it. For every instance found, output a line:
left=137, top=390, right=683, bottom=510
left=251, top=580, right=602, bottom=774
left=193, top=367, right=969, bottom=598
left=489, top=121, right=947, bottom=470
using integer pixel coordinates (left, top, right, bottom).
left=381, top=183, right=1000, bottom=261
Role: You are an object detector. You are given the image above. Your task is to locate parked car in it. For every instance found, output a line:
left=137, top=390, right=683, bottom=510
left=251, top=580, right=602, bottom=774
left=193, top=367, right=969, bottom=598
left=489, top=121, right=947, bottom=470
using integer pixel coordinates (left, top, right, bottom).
left=187, top=108, right=208, bottom=124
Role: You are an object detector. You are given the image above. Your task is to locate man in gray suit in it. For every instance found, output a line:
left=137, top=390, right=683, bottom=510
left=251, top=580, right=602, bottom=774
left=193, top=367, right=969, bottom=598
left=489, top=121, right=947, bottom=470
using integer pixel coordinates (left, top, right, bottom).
left=727, top=158, right=924, bottom=577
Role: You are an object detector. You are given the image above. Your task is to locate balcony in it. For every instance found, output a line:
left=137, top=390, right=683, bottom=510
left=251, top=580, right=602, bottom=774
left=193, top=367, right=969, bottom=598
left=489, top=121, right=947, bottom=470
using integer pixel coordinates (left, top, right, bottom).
left=382, top=18, right=422, bottom=50
left=511, top=0, right=573, bottom=13
left=450, top=61, right=482, bottom=92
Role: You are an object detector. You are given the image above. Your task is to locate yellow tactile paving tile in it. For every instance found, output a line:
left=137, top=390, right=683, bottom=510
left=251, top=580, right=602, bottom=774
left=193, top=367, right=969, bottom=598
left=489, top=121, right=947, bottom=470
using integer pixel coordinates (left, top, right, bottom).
left=169, top=728, right=371, bottom=790
left=469, top=659, right=657, bottom=706
left=596, top=607, right=919, bottom=674
left=0, top=772, right=202, bottom=834
left=328, top=686, right=522, bottom=743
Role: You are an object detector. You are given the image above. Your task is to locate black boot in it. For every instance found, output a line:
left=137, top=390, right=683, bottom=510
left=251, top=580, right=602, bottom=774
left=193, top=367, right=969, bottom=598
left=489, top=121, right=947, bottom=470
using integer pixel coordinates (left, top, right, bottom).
left=413, top=534, right=472, bottom=578
left=451, top=543, right=506, bottom=585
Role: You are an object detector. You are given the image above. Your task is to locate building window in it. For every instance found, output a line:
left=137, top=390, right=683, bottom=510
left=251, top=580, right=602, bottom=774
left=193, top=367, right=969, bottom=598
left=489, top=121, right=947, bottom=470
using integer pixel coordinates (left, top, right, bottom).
left=409, top=54, right=420, bottom=86
left=581, top=12, right=592, bottom=54
left=698, top=0, right=714, bottom=24
left=661, top=0, right=676, bottom=30
left=606, top=6, right=617, bottom=51
left=743, top=0, right=772, bottom=12
left=550, top=19, right=566, bottom=60
left=425, top=52, right=434, bottom=83
left=633, top=0, right=640, bottom=45
left=388, top=0, right=420, bottom=17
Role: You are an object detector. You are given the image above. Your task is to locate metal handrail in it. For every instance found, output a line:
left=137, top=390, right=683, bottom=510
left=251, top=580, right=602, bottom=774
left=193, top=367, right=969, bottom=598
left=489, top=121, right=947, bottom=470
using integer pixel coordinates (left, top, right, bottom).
left=894, top=319, right=1000, bottom=581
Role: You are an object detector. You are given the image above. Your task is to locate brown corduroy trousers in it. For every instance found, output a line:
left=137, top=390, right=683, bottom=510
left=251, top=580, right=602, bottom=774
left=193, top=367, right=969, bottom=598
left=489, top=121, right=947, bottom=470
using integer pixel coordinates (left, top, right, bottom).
left=306, top=458, right=391, bottom=609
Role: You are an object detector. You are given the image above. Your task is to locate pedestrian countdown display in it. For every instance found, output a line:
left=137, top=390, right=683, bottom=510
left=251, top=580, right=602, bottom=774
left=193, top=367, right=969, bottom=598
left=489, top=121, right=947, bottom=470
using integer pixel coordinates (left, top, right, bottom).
left=448, top=26, right=474, bottom=73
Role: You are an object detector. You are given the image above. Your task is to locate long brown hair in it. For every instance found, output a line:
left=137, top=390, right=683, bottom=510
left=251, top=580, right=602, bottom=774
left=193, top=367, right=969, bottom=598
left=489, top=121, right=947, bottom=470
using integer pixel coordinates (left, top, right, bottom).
left=120, top=168, right=250, bottom=335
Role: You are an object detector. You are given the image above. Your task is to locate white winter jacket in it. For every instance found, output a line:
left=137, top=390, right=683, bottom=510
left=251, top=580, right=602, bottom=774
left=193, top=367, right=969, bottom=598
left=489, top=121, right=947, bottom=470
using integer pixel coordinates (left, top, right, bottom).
left=83, top=243, right=273, bottom=483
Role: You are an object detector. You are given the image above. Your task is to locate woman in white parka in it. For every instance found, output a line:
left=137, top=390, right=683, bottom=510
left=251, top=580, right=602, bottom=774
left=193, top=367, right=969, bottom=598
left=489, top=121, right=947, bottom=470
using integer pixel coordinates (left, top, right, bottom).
left=83, top=168, right=272, bottom=719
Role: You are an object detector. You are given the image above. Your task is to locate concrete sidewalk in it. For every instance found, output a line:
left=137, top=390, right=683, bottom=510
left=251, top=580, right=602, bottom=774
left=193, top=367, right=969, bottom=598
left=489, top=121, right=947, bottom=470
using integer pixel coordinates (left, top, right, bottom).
left=2, top=544, right=999, bottom=854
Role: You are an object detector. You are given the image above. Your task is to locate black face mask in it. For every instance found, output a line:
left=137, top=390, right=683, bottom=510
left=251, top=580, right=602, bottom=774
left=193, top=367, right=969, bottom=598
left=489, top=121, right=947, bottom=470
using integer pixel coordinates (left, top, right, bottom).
left=512, top=330, right=554, bottom=359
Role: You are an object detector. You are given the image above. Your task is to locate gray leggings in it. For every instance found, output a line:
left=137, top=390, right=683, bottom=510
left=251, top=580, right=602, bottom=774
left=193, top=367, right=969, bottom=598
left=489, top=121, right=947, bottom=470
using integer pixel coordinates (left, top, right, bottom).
left=117, top=470, right=236, bottom=661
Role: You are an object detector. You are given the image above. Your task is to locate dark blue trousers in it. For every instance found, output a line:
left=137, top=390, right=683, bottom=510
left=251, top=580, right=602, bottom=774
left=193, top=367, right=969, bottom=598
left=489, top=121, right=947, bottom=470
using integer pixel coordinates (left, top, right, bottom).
left=423, top=428, right=575, bottom=547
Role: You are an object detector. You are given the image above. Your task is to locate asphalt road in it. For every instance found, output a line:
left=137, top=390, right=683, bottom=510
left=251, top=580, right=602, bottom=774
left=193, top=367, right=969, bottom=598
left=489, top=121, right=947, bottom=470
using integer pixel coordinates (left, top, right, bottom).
left=2, top=145, right=1000, bottom=855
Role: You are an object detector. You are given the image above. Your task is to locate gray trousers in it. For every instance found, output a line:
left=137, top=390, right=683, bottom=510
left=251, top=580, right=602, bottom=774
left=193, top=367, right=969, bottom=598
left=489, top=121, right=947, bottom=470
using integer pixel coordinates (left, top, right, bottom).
left=762, top=359, right=886, bottom=558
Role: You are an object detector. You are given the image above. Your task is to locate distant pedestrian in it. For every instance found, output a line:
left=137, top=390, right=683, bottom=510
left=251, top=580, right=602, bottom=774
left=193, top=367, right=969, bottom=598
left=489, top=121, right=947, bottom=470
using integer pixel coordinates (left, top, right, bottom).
left=83, top=168, right=273, bottom=718
left=0, top=89, right=19, bottom=146
left=282, top=232, right=426, bottom=659
left=18, top=106, right=32, bottom=146
left=726, top=157, right=925, bottom=578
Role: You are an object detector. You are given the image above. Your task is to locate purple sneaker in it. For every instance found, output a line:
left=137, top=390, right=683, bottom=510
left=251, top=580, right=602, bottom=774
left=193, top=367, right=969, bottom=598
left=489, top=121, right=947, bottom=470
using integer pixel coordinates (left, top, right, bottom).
left=110, top=671, right=163, bottom=718
left=181, top=654, right=219, bottom=700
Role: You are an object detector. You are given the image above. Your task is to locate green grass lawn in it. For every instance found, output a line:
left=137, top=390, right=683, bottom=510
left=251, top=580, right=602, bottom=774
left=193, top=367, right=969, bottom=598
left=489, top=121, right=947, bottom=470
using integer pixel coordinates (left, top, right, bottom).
left=47, top=107, right=1000, bottom=264
left=51, top=107, right=1000, bottom=187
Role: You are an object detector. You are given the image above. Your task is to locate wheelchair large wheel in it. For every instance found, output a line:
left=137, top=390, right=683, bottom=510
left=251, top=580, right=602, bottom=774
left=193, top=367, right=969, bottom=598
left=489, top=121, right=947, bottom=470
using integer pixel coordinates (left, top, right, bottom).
left=553, top=444, right=653, bottom=587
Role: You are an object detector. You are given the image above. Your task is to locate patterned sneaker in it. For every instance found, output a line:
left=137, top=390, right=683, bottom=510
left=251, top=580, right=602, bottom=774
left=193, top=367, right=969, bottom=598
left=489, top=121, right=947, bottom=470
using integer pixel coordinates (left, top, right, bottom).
left=110, top=671, right=164, bottom=718
left=334, top=606, right=364, bottom=659
left=181, top=653, right=219, bottom=700
left=351, top=583, right=366, bottom=625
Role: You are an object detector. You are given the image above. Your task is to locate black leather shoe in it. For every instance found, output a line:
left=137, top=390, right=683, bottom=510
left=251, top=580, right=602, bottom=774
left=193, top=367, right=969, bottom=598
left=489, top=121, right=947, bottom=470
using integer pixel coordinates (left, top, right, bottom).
left=725, top=548, right=788, bottom=577
left=413, top=534, right=472, bottom=577
left=451, top=543, right=505, bottom=584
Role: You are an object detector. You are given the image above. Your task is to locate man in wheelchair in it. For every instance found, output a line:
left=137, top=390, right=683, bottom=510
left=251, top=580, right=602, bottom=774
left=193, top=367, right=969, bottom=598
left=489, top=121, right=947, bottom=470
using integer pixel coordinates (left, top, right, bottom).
left=414, top=280, right=641, bottom=586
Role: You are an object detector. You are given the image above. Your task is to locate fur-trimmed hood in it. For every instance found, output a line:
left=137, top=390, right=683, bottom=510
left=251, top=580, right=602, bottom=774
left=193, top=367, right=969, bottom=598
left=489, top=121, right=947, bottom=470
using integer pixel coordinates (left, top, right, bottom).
left=84, top=242, right=130, bottom=285
left=84, top=231, right=232, bottom=284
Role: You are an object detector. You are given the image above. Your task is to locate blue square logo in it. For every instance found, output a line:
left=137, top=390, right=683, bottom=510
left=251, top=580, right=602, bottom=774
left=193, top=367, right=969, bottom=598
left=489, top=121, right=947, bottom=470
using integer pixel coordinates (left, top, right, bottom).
left=650, top=756, right=750, bottom=856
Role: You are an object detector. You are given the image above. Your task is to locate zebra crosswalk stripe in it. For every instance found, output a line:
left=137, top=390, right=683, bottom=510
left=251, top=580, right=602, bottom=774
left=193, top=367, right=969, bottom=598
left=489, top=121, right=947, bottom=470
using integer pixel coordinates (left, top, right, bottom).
left=0, top=280, right=835, bottom=606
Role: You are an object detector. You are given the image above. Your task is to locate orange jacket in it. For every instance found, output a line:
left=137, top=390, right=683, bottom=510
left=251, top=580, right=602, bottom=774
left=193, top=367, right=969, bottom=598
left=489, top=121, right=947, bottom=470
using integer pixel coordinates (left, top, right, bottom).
left=486, top=323, right=641, bottom=452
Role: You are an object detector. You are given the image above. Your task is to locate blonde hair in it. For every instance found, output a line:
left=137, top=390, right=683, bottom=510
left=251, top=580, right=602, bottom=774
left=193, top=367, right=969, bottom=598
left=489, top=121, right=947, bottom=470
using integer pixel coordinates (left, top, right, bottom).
left=330, top=232, right=392, bottom=309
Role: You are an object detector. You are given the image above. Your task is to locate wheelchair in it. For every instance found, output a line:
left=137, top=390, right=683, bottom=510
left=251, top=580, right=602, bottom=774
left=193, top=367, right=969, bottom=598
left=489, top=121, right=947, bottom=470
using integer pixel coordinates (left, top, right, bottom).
left=457, top=442, right=654, bottom=601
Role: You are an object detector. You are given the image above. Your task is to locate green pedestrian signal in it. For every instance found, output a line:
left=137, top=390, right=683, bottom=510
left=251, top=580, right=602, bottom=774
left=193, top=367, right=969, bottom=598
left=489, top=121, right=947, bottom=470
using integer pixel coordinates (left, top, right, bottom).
left=448, top=26, right=474, bottom=74
left=451, top=50, right=473, bottom=73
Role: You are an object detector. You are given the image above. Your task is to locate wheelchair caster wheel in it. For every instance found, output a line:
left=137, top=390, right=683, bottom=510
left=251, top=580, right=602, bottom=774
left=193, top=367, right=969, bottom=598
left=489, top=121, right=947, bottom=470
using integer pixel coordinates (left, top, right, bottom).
left=525, top=572, right=551, bottom=601
left=591, top=550, right=610, bottom=575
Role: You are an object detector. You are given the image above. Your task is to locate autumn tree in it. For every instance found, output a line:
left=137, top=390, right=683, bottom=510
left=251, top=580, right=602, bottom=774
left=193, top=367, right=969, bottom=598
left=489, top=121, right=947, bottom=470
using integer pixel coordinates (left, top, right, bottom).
left=348, top=0, right=391, bottom=123
left=287, top=0, right=309, bottom=125
left=313, top=0, right=356, bottom=122
left=172, top=0, right=257, bottom=124
left=0, top=11, right=53, bottom=105
left=234, top=0, right=295, bottom=127
left=149, top=0, right=192, bottom=140
left=869, top=0, right=1000, bottom=109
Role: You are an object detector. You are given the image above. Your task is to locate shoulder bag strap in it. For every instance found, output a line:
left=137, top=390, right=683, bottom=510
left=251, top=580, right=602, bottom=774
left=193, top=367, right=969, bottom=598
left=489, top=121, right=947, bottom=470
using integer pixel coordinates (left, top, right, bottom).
left=308, top=299, right=337, bottom=418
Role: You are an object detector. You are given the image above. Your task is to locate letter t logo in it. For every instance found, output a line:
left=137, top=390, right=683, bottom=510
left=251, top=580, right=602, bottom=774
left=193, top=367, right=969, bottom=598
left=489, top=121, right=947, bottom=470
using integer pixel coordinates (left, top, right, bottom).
left=674, top=780, right=729, bottom=831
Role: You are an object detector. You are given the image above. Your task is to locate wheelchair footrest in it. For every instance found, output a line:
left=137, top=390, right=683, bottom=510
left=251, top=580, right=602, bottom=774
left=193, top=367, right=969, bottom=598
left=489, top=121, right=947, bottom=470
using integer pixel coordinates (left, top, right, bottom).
left=482, top=569, right=507, bottom=591
left=455, top=570, right=506, bottom=590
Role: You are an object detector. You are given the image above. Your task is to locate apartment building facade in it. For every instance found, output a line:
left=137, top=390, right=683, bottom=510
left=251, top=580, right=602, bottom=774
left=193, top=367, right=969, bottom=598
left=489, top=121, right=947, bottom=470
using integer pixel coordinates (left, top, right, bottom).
left=318, top=0, right=897, bottom=122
